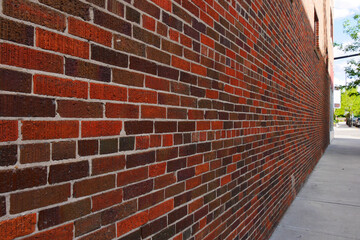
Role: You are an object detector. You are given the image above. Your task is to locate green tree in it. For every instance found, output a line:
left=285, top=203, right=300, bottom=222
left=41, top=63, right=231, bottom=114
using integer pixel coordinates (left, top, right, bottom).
left=335, top=88, right=360, bottom=116
left=336, top=14, right=360, bottom=92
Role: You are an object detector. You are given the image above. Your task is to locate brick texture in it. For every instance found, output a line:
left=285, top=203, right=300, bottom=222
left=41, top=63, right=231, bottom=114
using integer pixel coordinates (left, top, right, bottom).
left=0, top=0, right=332, bottom=240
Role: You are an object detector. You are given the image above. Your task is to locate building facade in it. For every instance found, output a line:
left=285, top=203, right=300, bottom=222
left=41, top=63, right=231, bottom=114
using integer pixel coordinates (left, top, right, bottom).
left=0, top=0, right=333, bottom=239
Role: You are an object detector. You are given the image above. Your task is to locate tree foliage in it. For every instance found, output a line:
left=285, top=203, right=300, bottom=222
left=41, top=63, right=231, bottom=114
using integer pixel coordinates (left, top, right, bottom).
left=335, top=88, right=360, bottom=116
left=336, top=14, right=360, bottom=93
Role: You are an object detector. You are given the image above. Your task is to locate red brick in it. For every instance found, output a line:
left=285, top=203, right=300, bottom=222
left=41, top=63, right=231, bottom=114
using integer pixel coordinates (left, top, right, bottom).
left=92, top=189, right=123, bottom=212
left=68, top=17, right=112, bottom=47
left=34, top=75, right=88, bottom=99
left=163, top=134, right=173, bottom=146
left=23, top=223, right=73, bottom=240
left=186, top=176, right=201, bottom=190
left=136, top=135, right=150, bottom=150
left=36, top=28, right=89, bottom=58
left=0, top=43, right=63, bottom=73
left=82, top=121, right=122, bottom=138
left=151, top=0, right=172, bottom=12
left=149, top=162, right=167, bottom=177
left=0, top=120, right=18, bottom=142
left=141, top=105, right=166, bottom=119
left=129, top=88, right=157, bottom=103
left=106, top=103, right=139, bottom=119
left=74, top=175, right=115, bottom=198
left=189, top=198, right=203, bottom=214
left=3, top=0, right=66, bottom=31
left=113, top=69, right=144, bottom=87
left=221, top=175, right=231, bottom=186
left=143, top=15, right=156, bottom=31
left=0, top=214, right=36, bottom=240
left=195, top=163, right=210, bottom=175
left=92, top=155, right=125, bottom=176
left=117, top=211, right=149, bottom=237
left=150, top=135, right=162, bottom=147
left=117, top=166, right=148, bottom=186
left=90, top=83, right=127, bottom=101
left=10, top=184, right=70, bottom=214
left=149, top=199, right=174, bottom=220
left=191, top=63, right=207, bottom=76
left=22, top=121, right=79, bottom=140
left=188, top=109, right=204, bottom=119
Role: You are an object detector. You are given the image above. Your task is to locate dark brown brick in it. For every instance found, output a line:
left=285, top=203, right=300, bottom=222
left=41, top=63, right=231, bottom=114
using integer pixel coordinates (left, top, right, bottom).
left=165, top=182, right=185, bottom=198
left=94, top=9, right=131, bottom=36
left=79, top=224, right=116, bottom=240
left=133, top=26, right=160, bottom=48
left=119, top=137, right=135, bottom=151
left=125, top=121, right=153, bottom=135
left=65, top=58, right=111, bottom=82
left=3, top=0, right=66, bottom=31
left=146, top=47, right=171, bottom=65
left=141, top=216, right=167, bottom=238
left=126, top=151, right=155, bottom=168
left=39, top=0, right=90, bottom=20
left=75, top=213, right=101, bottom=237
left=162, top=39, right=183, bottom=56
left=178, top=121, right=196, bottom=132
left=10, top=184, right=70, bottom=214
left=74, top=175, right=115, bottom=198
left=163, top=12, right=183, bottom=31
left=57, top=100, right=103, bottom=118
left=49, top=161, right=89, bottom=184
left=153, top=225, right=175, bottom=240
left=168, top=206, right=187, bottom=224
left=180, top=71, right=197, bottom=85
left=158, top=65, right=179, bottom=80
left=114, top=35, right=145, bottom=57
left=123, top=179, right=153, bottom=200
left=176, top=215, right=193, bottom=233
left=119, top=230, right=141, bottom=240
left=0, top=94, right=55, bottom=117
left=86, top=0, right=105, bottom=7
left=0, top=167, right=47, bottom=193
left=113, top=69, right=144, bottom=87
left=0, top=145, right=17, bottom=166
left=0, top=196, right=5, bottom=217
left=0, top=17, right=34, bottom=46
left=100, top=138, right=118, bottom=154
left=167, top=158, right=186, bottom=172
left=20, top=143, right=50, bottom=164
left=52, top=141, right=76, bottom=160
left=130, top=56, right=157, bottom=75
left=134, top=0, right=160, bottom=19
left=101, top=200, right=137, bottom=225
left=126, top=6, right=140, bottom=23
left=177, top=167, right=195, bottom=181
left=38, top=198, right=91, bottom=230
left=156, top=147, right=178, bottom=162
left=91, top=45, right=128, bottom=68
left=138, top=190, right=164, bottom=210
left=155, top=121, right=177, bottom=133
left=0, top=68, right=32, bottom=93
left=78, top=140, right=98, bottom=156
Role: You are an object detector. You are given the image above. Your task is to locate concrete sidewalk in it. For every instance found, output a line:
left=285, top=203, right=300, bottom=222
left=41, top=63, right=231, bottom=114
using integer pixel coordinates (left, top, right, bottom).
left=270, top=122, right=360, bottom=240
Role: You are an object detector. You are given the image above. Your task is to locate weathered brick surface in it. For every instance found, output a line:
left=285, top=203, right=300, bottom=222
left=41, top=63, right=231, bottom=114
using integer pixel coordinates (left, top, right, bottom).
left=0, top=0, right=332, bottom=239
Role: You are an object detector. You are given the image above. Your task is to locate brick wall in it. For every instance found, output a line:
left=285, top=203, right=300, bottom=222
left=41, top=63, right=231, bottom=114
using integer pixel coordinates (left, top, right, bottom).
left=0, top=0, right=331, bottom=239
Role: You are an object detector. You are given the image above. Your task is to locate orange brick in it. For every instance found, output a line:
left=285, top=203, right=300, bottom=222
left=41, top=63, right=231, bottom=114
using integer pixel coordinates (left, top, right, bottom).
left=34, top=75, right=88, bottom=99
left=0, top=43, right=63, bottom=73
left=90, top=83, right=127, bottom=101
left=197, top=121, right=210, bottom=131
left=201, top=34, right=214, bottom=48
left=0, top=214, right=36, bottom=240
left=117, top=211, right=149, bottom=237
left=81, top=121, right=122, bottom=138
left=206, top=89, right=219, bottom=99
left=149, top=162, right=166, bottom=177
left=0, top=120, right=18, bottom=142
left=148, top=199, right=174, bottom=220
left=172, top=55, right=190, bottom=71
left=36, top=28, right=89, bottom=58
left=68, top=17, right=112, bottom=47
left=195, top=163, right=209, bottom=175
left=22, top=223, right=73, bottom=240
left=22, top=121, right=79, bottom=140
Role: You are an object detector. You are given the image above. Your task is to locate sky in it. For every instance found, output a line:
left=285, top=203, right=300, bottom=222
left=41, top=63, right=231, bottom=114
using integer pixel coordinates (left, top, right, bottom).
left=333, top=0, right=360, bottom=86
